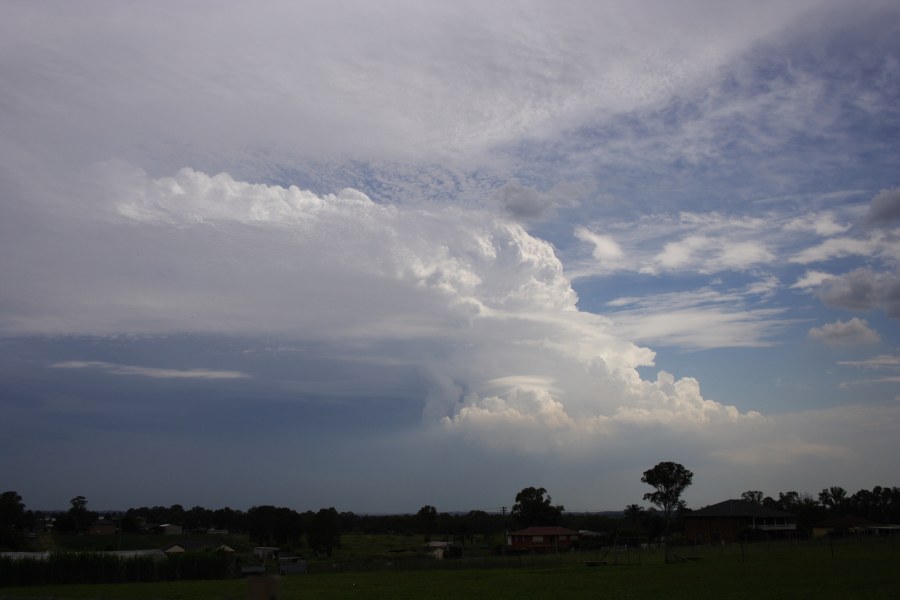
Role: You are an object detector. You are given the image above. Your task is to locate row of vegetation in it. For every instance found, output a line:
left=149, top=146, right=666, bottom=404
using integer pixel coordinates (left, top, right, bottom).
left=3, top=462, right=899, bottom=587
left=0, top=551, right=234, bottom=587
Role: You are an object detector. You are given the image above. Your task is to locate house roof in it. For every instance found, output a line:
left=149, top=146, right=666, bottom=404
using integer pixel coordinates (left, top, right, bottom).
left=509, top=526, right=580, bottom=536
left=684, top=499, right=794, bottom=519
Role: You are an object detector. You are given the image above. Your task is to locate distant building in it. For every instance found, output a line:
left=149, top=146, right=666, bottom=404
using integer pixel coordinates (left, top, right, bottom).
left=423, top=541, right=462, bottom=559
left=162, top=541, right=234, bottom=554
left=160, top=524, right=183, bottom=536
left=683, top=499, right=796, bottom=543
left=507, top=527, right=580, bottom=552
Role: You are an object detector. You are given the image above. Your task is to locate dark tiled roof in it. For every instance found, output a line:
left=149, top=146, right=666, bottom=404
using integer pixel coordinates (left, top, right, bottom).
left=684, top=499, right=794, bottom=519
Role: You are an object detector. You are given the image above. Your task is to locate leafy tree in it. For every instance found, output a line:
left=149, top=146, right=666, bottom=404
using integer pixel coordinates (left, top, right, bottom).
left=60, top=495, right=95, bottom=534
left=247, top=505, right=304, bottom=546
left=307, top=507, right=342, bottom=556
left=768, top=490, right=823, bottom=531
left=416, top=505, right=438, bottom=541
left=641, top=461, right=693, bottom=534
left=183, top=505, right=214, bottom=531
left=0, top=491, right=26, bottom=529
left=741, top=490, right=764, bottom=505
left=818, top=486, right=848, bottom=512
left=0, top=491, right=28, bottom=550
left=511, top=486, right=564, bottom=528
left=461, top=510, right=494, bottom=537
left=624, top=503, right=645, bottom=534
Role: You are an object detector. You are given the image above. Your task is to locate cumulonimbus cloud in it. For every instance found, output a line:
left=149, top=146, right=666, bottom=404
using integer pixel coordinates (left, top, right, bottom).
left=0, top=163, right=763, bottom=453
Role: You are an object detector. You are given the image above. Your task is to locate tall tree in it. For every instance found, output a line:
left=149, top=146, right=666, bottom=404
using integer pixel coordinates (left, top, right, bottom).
left=307, top=507, right=342, bottom=556
left=416, top=505, right=438, bottom=541
left=0, top=491, right=26, bottom=529
left=511, top=487, right=564, bottom=528
left=624, top=503, right=644, bottom=534
left=741, top=490, right=764, bottom=505
left=641, top=461, right=693, bottom=534
left=67, top=495, right=93, bottom=534
left=0, top=491, right=28, bottom=550
left=818, top=486, right=848, bottom=512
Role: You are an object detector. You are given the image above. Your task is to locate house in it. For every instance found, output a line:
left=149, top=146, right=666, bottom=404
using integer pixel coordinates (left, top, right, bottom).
left=507, top=526, right=580, bottom=552
left=683, top=499, right=796, bottom=543
left=89, top=519, right=117, bottom=536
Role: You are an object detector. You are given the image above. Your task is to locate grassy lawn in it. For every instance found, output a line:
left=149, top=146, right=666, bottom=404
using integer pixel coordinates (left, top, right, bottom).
left=2, top=539, right=898, bottom=599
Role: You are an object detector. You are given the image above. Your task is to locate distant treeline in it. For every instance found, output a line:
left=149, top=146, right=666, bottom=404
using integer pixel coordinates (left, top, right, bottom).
left=3, top=485, right=900, bottom=554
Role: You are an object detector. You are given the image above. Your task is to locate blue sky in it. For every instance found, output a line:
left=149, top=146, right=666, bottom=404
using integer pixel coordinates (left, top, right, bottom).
left=1, top=0, right=899, bottom=514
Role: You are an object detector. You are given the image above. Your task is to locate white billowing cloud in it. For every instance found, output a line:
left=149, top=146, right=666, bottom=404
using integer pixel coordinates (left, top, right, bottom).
left=709, top=240, right=776, bottom=272
left=574, top=227, right=625, bottom=272
left=1, top=164, right=762, bottom=452
left=789, top=235, right=885, bottom=264
left=746, top=275, right=780, bottom=298
left=572, top=200, right=898, bottom=281
left=573, top=212, right=780, bottom=278
left=650, top=235, right=774, bottom=275
left=50, top=361, right=249, bottom=380
left=783, top=211, right=850, bottom=236
left=808, top=318, right=881, bottom=347
left=791, top=270, right=835, bottom=289
left=654, top=235, right=712, bottom=270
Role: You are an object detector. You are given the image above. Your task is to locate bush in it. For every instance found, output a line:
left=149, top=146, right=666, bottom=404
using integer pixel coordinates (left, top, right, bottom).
left=0, top=551, right=234, bottom=587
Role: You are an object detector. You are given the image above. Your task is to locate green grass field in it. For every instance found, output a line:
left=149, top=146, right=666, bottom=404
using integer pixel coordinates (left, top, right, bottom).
left=3, top=539, right=898, bottom=599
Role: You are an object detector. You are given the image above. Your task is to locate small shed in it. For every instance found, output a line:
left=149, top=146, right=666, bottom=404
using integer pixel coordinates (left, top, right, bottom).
left=160, top=523, right=183, bottom=536
left=423, top=541, right=462, bottom=559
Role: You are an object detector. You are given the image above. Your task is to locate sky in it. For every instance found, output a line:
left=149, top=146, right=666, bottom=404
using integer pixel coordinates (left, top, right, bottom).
left=1, top=0, right=899, bottom=515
